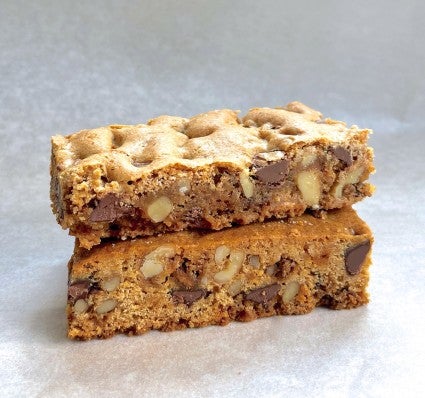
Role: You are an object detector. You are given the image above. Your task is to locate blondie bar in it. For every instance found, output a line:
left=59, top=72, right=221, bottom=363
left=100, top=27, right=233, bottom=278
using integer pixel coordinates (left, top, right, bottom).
left=51, top=102, right=374, bottom=249
left=67, top=207, right=372, bottom=340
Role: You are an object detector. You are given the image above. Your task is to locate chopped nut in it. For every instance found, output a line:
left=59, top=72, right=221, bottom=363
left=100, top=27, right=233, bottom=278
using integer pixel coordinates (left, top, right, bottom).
left=301, top=153, right=317, bottom=167
left=266, top=264, right=277, bottom=276
left=74, top=299, right=88, bottom=314
left=333, top=167, right=364, bottom=198
left=178, top=179, right=191, bottom=195
left=200, top=276, right=209, bottom=286
left=214, top=249, right=245, bottom=284
left=141, top=259, right=163, bottom=278
left=96, top=298, right=117, bottom=314
left=228, top=279, right=243, bottom=296
left=213, top=269, right=234, bottom=284
left=214, top=245, right=231, bottom=265
left=239, top=170, right=254, bottom=198
left=100, top=276, right=121, bottom=292
left=141, top=245, right=175, bottom=278
left=282, top=281, right=300, bottom=303
left=147, top=196, right=173, bottom=222
left=229, top=250, right=245, bottom=267
left=296, top=170, right=321, bottom=206
left=248, top=255, right=260, bottom=268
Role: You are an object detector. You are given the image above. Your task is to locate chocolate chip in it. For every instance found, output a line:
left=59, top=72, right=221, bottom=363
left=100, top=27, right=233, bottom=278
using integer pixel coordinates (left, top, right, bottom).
left=172, top=259, right=198, bottom=288
left=68, top=280, right=90, bottom=301
left=245, top=283, right=280, bottom=304
left=274, top=257, right=297, bottom=278
left=332, top=146, right=353, bottom=166
left=89, top=194, right=134, bottom=222
left=253, top=153, right=289, bottom=185
left=344, top=241, right=371, bottom=275
left=172, top=289, right=205, bottom=305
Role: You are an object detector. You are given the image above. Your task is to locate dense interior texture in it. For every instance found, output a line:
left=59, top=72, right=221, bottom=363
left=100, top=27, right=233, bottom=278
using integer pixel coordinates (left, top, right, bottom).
left=51, top=102, right=374, bottom=248
left=67, top=207, right=372, bottom=340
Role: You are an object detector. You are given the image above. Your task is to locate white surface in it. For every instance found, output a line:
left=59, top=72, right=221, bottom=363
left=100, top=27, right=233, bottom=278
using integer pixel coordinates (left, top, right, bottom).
left=0, top=1, right=424, bottom=397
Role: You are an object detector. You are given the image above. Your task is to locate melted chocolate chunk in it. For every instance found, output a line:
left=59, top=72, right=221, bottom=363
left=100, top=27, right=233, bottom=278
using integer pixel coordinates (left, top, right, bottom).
left=172, top=289, right=206, bottom=305
left=344, top=241, right=371, bottom=275
left=172, top=259, right=200, bottom=289
left=332, top=146, right=353, bottom=166
left=252, top=153, right=289, bottom=185
left=89, top=194, right=134, bottom=222
left=245, top=283, right=281, bottom=304
left=275, top=257, right=297, bottom=278
left=68, top=280, right=90, bottom=301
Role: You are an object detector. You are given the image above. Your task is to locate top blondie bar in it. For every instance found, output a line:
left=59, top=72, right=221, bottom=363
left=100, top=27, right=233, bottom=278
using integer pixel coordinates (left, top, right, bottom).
left=50, top=101, right=374, bottom=249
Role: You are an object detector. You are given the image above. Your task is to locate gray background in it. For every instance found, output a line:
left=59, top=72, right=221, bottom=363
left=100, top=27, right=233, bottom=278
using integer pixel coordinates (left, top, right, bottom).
left=1, top=1, right=424, bottom=397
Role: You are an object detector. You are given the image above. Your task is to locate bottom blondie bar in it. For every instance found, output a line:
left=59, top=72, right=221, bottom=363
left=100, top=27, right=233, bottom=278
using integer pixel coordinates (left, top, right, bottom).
left=67, top=207, right=372, bottom=340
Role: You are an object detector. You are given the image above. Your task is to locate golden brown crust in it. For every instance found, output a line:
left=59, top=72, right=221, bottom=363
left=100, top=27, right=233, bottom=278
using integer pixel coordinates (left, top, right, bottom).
left=51, top=101, right=374, bottom=249
left=67, top=207, right=373, bottom=340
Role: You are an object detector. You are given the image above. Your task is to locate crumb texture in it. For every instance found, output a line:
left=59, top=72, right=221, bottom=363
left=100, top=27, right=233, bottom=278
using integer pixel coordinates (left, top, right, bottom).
left=51, top=101, right=375, bottom=249
left=67, top=207, right=373, bottom=340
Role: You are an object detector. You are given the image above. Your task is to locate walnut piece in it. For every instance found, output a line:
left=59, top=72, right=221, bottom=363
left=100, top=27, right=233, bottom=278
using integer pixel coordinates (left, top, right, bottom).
left=96, top=298, right=117, bottom=314
left=100, top=276, right=121, bottom=292
left=141, top=245, right=175, bottom=278
left=228, top=279, right=244, bottom=296
left=301, top=153, right=317, bottom=167
left=214, top=245, right=231, bottom=265
left=333, top=167, right=364, bottom=198
left=147, top=196, right=173, bottom=222
left=214, top=249, right=245, bottom=283
left=73, top=299, right=88, bottom=314
left=282, top=281, right=300, bottom=303
left=248, top=255, right=260, bottom=268
left=239, top=170, right=254, bottom=198
left=296, top=170, right=321, bottom=207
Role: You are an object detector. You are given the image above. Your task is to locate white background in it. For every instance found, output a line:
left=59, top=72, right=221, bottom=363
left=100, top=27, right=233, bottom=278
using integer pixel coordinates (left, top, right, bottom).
left=0, top=1, right=424, bottom=397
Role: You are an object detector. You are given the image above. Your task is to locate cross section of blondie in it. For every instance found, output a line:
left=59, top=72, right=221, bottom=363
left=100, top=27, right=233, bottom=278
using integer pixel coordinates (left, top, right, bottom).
left=51, top=102, right=374, bottom=249
left=67, top=207, right=372, bottom=340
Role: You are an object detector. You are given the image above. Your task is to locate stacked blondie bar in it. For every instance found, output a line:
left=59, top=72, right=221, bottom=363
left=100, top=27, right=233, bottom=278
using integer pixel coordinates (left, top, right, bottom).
left=50, top=101, right=374, bottom=340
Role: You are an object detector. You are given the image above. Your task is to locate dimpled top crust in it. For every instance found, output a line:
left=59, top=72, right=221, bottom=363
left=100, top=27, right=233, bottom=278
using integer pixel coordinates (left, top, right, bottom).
left=51, top=101, right=371, bottom=183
